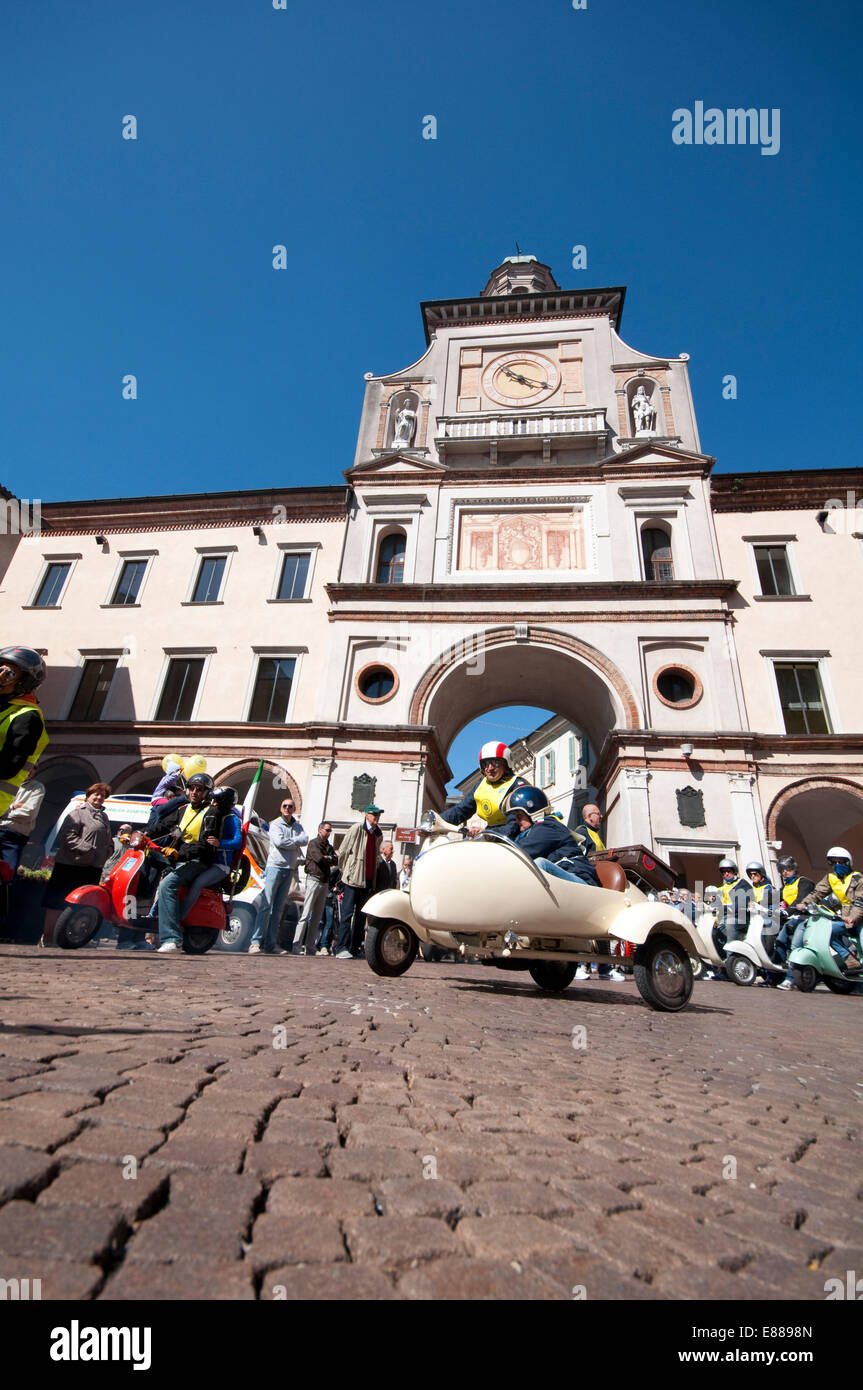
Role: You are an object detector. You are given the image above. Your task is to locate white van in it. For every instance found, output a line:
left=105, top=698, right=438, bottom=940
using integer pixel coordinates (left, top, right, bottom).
left=43, top=792, right=268, bottom=952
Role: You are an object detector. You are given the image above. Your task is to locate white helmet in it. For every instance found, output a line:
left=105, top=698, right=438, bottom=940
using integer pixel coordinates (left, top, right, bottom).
left=826, top=846, right=852, bottom=863
left=478, top=741, right=512, bottom=767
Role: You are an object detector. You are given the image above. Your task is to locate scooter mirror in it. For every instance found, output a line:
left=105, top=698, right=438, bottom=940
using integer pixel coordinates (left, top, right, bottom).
left=128, top=831, right=145, bottom=848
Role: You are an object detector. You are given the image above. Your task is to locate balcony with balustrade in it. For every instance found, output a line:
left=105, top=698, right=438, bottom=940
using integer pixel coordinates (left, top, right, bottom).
left=435, top=406, right=608, bottom=464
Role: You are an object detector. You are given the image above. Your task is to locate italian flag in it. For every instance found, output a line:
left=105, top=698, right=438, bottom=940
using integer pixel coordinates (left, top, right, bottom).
left=241, top=760, right=264, bottom=834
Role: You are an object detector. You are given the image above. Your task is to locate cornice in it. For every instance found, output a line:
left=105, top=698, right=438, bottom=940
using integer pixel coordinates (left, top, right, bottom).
left=326, top=579, right=739, bottom=604
left=711, top=468, right=863, bottom=513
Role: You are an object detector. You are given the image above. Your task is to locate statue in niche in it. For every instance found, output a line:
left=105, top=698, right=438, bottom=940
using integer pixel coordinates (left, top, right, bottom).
left=392, top=396, right=418, bottom=449
left=631, top=385, right=657, bottom=435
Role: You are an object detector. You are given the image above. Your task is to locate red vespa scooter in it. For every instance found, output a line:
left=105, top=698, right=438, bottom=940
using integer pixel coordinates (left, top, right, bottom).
left=53, top=831, right=244, bottom=954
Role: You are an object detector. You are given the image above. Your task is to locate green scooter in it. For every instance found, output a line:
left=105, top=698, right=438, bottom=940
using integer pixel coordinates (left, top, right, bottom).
left=789, top=896, right=863, bottom=995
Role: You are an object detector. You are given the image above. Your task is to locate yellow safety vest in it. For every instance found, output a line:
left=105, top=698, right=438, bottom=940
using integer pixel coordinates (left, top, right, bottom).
left=473, top=775, right=518, bottom=827
left=782, top=878, right=801, bottom=906
left=720, top=879, right=741, bottom=905
left=752, top=883, right=767, bottom=904
left=584, top=826, right=606, bottom=852
left=828, top=871, right=853, bottom=906
left=179, top=804, right=207, bottom=843
left=0, top=698, right=49, bottom=817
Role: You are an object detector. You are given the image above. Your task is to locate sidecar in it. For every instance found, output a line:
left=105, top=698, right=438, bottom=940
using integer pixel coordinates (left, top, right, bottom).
left=363, top=828, right=703, bottom=1012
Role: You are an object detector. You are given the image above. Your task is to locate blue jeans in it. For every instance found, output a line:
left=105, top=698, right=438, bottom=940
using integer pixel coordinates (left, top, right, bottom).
left=252, top=865, right=294, bottom=950
left=534, top=856, right=599, bottom=887
left=778, top=914, right=808, bottom=983
left=829, top=922, right=860, bottom=962
left=158, top=861, right=208, bottom=945
left=319, top=896, right=336, bottom=951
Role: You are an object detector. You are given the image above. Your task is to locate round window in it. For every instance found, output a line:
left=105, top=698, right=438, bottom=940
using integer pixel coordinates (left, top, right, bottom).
left=357, top=665, right=396, bottom=701
left=656, top=668, right=696, bottom=705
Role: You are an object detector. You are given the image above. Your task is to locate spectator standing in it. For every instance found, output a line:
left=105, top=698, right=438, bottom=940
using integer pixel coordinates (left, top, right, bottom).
left=376, top=841, right=399, bottom=892
left=249, top=798, right=308, bottom=954
left=297, top=821, right=338, bottom=955
left=42, top=783, right=113, bottom=946
left=398, top=858, right=413, bottom=892
left=334, top=804, right=383, bottom=959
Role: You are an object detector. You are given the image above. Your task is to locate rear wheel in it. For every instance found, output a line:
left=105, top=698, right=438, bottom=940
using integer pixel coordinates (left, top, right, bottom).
left=726, top=954, right=757, bottom=987
left=633, top=934, right=693, bottom=1012
left=217, top=901, right=256, bottom=952
left=824, top=976, right=856, bottom=995
left=182, top=927, right=218, bottom=954
left=529, top=961, right=577, bottom=992
left=55, top=905, right=103, bottom=950
left=690, top=956, right=705, bottom=980
left=792, top=964, right=818, bottom=992
left=365, top=918, right=418, bottom=977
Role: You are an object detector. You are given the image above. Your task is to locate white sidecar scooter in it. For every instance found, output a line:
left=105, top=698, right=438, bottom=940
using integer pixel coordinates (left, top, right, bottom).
left=362, top=813, right=703, bottom=1012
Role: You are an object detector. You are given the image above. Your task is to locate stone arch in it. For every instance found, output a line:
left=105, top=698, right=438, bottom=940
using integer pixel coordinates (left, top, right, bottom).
left=409, top=626, right=640, bottom=759
left=218, top=758, right=302, bottom=823
left=24, top=754, right=100, bottom=867
left=766, top=776, right=863, bottom=880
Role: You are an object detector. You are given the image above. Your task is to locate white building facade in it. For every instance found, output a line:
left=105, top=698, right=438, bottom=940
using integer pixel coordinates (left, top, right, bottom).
left=3, top=256, right=861, bottom=883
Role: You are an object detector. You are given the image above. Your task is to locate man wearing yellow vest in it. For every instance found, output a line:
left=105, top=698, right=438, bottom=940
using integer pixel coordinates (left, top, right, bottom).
left=744, top=861, right=779, bottom=961
left=574, top=804, right=606, bottom=852
left=146, top=773, right=218, bottom=952
left=773, top=856, right=815, bottom=971
left=0, top=649, right=49, bottom=853
left=441, top=742, right=528, bottom=840
left=715, top=858, right=753, bottom=945
left=799, top=847, right=863, bottom=975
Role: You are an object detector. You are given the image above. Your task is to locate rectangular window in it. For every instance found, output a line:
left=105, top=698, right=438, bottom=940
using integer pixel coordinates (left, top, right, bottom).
left=68, top=658, right=118, bottom=721
left=110, top=559, right=148, bottom=606
left=191, top=555, right=226, bottom=604
left=774, top=663, right=831, bottom=734
left=155, top=658, right=205, bottom=722
left=34, top=562, right=71, bottom=608
left=568, top=734, right=577, bottom=776
left=248, top=657, right=296, bottom=723
left=540, top=751, right=556, bottom=787
left=276, top=552, right=310, bottom=601
left=754, top=545, right=794, bottom=596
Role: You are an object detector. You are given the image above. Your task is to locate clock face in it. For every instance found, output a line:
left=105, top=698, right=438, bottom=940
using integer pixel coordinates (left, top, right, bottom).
left=483, top=352, right=559, bottom=408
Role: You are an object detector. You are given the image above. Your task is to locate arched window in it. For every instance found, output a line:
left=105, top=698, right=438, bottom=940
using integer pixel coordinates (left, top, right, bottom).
left=641, top=525, right=674, bottom=581
left=376, top=531, right=406, bottom=584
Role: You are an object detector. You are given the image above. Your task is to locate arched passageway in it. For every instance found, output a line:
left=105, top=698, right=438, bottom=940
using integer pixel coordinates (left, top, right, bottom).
left=769, top=779, right=863, bottom=882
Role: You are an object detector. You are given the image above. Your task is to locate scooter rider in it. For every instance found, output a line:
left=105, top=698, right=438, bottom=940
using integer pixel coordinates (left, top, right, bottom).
left=777, top=848, right=863, bottom=987
left=773, top=856, right=815, bottom=965
left=509, top=786, right=600, bottom=887
left=803, top=848, right=863, bottom=974
left=715, top=858, right=752, bottom=945
left=154, top=773, right=221, bottom=952
left=178, top=786, right=243, bottom=918
left=745, top=861, right=779, bottom=959
left=441, top=742, right=528, bottom=840
left=0, top=647, right=49, bottom=823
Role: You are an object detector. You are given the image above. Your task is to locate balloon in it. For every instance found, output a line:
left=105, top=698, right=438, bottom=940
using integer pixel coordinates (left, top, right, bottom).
left=182, top=754, right=207, bottom=778
left=162, top=753, right=185, bottom=774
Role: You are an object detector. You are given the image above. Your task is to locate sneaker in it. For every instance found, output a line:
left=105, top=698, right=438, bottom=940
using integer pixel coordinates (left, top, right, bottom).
left=247, top=943, right=262, bottom=954
left=574, top=965, right=589, bottom=980
left=777, top=980, right=793, bottom=990
left=608, top=968, right=627, bottom=982
left=335, top=950, right=354, bottom=959
left=317, top=948, right=330, bottom=956
left=156, top=942, right=179, bottom=953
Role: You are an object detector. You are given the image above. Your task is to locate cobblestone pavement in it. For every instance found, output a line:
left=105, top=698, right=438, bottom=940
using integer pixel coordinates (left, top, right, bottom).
left=0, top=945, right=860, bottom=1301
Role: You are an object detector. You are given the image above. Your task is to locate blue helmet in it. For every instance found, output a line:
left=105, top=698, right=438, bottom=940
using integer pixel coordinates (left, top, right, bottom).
left=506, top=785, right=549, bottom=819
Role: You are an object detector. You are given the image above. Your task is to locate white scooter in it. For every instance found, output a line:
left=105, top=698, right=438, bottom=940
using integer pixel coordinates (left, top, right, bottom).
left=687, top=893, right=726, bottom=978
left=723, top=909, right=784, bottom=987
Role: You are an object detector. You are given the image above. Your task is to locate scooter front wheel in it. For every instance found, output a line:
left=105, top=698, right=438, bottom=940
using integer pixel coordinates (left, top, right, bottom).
left=792, top=964, right=818, bottom=992
left=55, top=905, right=103, bottom=949
left=364, top=918, right=418, bottom=977
left=726, top=954, right=757, bottom=987
left=633, top=933, right=693, bottom=1012
left=182, top=928, right=218, bottom=955
left=823, top=976, right=856, bottom=995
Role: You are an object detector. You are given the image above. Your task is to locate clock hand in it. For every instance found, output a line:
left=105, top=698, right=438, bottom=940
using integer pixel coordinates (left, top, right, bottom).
left=504, top=367, right=548, bottom=390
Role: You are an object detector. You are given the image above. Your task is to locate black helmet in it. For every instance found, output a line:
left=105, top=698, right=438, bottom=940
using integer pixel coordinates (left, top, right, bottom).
left=777, top=856, right=798, bottom=874
left=211, top=786, right=237, bottom=810
left=186, top=773, right=214, bottom=792
left=506, top=785, right=550, bottom=819
left=0, top=646, right=46, bottom=693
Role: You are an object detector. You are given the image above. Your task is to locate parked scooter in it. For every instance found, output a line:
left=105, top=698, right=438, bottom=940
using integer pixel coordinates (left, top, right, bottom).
left=687, top=893, right=726, bottom=979
left=789, top=899, right=863, bottom=995
left=53, top=831, right=249, bottom=954
left=723, top=908, right=784, bottom=986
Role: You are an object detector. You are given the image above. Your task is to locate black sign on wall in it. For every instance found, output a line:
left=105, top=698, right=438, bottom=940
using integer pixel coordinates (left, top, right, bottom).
left=676, top=786, right=706, bottom=828
left=351, top=773, right=377, bottom=812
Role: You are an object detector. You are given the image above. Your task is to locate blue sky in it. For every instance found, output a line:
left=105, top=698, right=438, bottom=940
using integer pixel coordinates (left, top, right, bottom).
left=2, top=1, right=859, bottom=787
left=2, top=0, right=859, bottom=506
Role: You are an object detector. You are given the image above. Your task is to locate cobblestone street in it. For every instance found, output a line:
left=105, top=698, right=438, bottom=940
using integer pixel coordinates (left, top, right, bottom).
left=0, top=945, right=860, bottom=1302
